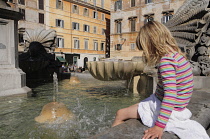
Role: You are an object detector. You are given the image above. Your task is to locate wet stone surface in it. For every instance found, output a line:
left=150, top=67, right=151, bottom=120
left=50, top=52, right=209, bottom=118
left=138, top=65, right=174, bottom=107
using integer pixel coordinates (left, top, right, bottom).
left=91, top=90, right=210, bottom=139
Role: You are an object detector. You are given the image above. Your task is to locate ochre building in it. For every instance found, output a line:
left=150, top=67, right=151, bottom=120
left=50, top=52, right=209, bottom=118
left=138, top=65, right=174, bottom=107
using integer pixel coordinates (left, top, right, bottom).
left=110, top=0, right=185, bottom=60
left=45, top=0, right=111, bottom=69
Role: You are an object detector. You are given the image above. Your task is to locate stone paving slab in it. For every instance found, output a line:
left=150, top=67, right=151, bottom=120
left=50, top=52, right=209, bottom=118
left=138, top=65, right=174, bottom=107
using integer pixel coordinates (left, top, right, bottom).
left=91, top=90, right=210, bottom=139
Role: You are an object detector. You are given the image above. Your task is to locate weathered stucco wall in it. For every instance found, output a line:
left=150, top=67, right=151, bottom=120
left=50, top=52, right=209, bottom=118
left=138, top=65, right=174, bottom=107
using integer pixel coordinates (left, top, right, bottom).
left=110, top=0, right=185, bottom=60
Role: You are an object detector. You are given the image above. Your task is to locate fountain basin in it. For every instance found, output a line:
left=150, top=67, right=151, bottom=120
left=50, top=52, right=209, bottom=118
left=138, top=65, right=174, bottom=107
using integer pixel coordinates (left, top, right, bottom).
left=87, top=61, right=145, bottom=81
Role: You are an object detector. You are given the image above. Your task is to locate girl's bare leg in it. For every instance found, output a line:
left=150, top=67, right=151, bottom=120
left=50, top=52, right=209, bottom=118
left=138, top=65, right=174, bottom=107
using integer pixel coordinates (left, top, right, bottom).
left=112, top=103, right=140, bottom=127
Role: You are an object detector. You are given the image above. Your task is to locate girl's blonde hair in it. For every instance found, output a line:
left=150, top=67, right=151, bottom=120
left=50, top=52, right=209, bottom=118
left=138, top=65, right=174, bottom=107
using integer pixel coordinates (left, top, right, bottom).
left=136, top=21, right=185, bottom=66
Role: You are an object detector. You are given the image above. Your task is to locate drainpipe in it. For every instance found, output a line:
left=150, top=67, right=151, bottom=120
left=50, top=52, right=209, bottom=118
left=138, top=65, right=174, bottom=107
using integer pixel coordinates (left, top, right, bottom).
left=70, top=1, right=73, bottom=54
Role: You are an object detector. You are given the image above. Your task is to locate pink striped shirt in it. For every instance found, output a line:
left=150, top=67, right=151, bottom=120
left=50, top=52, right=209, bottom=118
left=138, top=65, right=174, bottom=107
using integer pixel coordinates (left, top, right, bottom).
left=155, top=52, right=194, bottom=128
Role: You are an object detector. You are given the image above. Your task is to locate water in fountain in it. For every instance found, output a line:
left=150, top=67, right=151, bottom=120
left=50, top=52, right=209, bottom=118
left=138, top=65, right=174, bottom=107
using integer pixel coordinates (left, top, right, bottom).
left=0, top=73, right=144, bottom=138
left=35, top=72, right=75, bottom=124
left=53, top=72, right=58, bottom=102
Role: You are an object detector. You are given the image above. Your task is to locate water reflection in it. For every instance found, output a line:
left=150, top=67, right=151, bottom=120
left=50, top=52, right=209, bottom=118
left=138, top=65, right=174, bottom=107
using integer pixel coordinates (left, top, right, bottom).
left=0, top=73, right=143, bottom=139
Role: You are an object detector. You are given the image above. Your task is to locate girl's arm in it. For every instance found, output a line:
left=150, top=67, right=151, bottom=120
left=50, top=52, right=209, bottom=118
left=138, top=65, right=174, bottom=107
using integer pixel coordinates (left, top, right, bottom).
left=143, top=56, right=178, bottom=139
left=155, top=56, right=178, bottom=128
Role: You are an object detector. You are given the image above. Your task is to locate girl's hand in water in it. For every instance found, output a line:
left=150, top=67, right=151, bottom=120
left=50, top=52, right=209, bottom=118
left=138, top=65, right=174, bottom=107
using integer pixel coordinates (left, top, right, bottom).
left=142, top=125, right=164, bottom=139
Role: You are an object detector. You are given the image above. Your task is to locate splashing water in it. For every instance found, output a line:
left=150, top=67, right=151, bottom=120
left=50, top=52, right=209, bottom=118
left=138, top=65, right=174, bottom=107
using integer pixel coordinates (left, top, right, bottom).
left=0, top=73, right=143, bottom=139
left=29, top=98, right=114, bottom=138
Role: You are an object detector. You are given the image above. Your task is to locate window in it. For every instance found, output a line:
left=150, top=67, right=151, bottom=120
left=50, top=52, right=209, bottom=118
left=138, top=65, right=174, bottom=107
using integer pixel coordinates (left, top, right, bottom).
left=57, top=38, right=64, bottom=48
left=93, top=11, right=98, bottom=19
left=73, top=56, right=78, bottom=65
left=93, top=57, right=96, bottom=61
left=73, top=5, right=79, bottom=14
left=102, top=29, right=105, bottom=35
left=93, top=26, right=97, bottom=34
left=93, top=0, right=96, bottom=6
left=128, top=17, right=137, bottom=32
left=131, top=0, right=135, bottom=7
left=39, top=0, right=44, bottom=10
left=56, top=19, right=64, bottom=28
left=115, top=44, right=122, bottom=50
left=74, top=38, right=80, bottom=49
left=130, top=20, right=136, bottom=31
left=19, top=0, right=25, bottom=5
left=83, top=24, right=90, bottom=32
left=101, top=0, right=104, bottom=8
left=115, top=19, right=122, bottom=34
left=145, top=0, right=152, bottom=4
left=94, top=41, right=98, bottom=50
left=18, top=28, right=25, bottom=44
left=102, top=13, right=105, bottom=21
left=83, top=8, right=89, bottom=16
left=19, top=9, right=25, bottom=20
left=130, top=43, right=136, bottom=50
left=144, top=14, right=154, bottom=24
left=101, top=42, right=105, bottom=51
left=39, top=13, right=44, bottom=24
left=56, top=0, right=63, bottom=10
left=19, top=33, right=24, bottom=43
left=114, top=0, right=122, bottom=11
left=72, top=22, right=80, bottom=30
left=84, top=39, right=89, bottom=50
left=162, top=11, right=173, bottom=24
left=84, top=0, right=87, bottom=2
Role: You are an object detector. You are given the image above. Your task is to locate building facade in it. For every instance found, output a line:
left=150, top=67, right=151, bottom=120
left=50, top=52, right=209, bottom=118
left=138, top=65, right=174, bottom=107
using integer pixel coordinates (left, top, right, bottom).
left=45, top=0, right=111, bottom=69
left=16, top=0, right=46, bottom=52
left=110, top=0, right=185, bottom=60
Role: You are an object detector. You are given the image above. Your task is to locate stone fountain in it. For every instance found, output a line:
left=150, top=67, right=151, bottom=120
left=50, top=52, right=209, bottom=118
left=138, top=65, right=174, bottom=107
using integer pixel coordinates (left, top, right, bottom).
left=19, top=28, right=61, bottom=82
left=0, top=1, right=31, bottom=96
left=87, top=58, right=154, bottom=96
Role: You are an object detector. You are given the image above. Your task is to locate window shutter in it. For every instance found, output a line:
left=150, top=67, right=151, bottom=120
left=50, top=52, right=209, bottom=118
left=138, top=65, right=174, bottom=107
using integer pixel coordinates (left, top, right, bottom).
left=144, top=18, right=147, bottom=24
left=119, top=22, right=122, bottom=33
left=101, top=0, right=104, bottom=8
left=120, top=0, right=122, bottom=9
left=163, top=16, right=166, bottom=24
left=62, top=38, right=64, bottom=48
left=131, top=20, right=135, bottom=31
left=169, top=14, right=173, bottom=20
left=72, top=22, right=74, bottom=29
left=161, top=16, right=165, bottom=24
left=56, top=38, right=59, bottom=47
left=114, top=2, right=117, bottom=11
left=74, top=40, right=76, bottom=48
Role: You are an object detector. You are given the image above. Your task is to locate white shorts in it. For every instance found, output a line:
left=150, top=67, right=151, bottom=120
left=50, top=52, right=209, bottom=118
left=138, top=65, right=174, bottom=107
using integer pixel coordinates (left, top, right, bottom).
left=138, top=94, right=209, bottom=139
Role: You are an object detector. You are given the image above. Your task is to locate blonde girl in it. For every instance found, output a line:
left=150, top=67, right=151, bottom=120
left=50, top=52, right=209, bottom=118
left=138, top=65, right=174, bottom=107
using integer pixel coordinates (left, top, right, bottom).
left=112, top=21, right=209, bottom=139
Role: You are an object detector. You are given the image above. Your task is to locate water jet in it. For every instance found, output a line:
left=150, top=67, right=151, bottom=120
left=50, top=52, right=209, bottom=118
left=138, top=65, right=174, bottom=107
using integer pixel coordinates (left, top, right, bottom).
left=35, top=72, right=75, bottom=124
